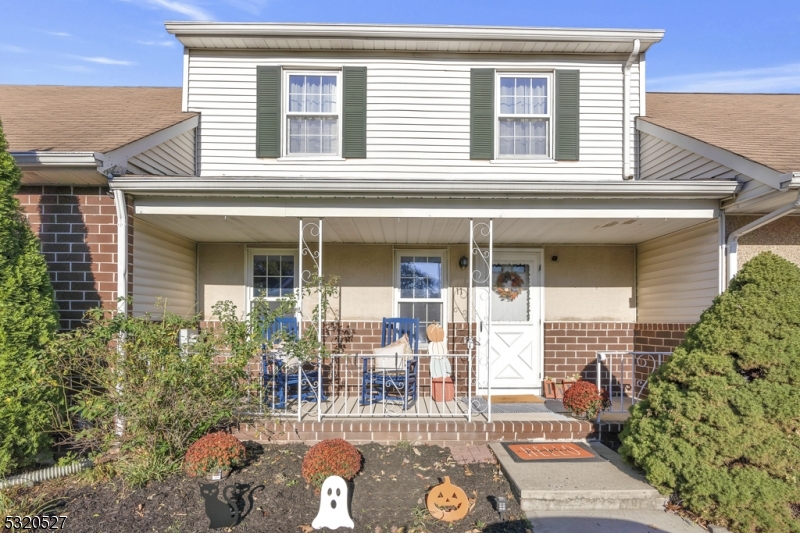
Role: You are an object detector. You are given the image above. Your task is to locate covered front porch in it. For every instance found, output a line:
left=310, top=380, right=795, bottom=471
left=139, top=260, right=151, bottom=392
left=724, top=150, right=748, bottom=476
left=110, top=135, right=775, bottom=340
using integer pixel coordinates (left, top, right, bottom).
left=112, top=178, right=733, bottom=431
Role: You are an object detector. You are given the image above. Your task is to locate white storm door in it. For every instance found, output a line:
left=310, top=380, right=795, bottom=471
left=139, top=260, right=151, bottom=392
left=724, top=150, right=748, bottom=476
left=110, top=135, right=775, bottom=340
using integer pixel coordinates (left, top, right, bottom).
left=486, top=251, right=542, bottom=394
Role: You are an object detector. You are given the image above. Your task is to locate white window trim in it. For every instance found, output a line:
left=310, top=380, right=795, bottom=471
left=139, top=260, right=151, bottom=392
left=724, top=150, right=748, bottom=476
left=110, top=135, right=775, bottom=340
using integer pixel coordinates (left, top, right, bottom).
left=495, top=71, right=555, bottom=161
left=245, top=248, right=299, bottom=315
left=393, top=249, right=448, bottom=348
left=281, top=69, right=343, bottom=159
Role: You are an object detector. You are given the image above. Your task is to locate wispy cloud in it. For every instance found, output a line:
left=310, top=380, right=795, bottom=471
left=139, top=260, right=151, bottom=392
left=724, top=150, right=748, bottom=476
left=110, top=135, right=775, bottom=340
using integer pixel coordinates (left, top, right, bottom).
left=43, top=31, right=71, bottom=37
left=122, top=0, right=214, bottom=20
left=137, top=39, right=176, bottom=46
left=650, top=63, right=800, bottom=93
left=223, top=0, right=267, bottom=15
left=0, top=44, right=27, bottom=53
left=75, top=56, right=136, bottom=66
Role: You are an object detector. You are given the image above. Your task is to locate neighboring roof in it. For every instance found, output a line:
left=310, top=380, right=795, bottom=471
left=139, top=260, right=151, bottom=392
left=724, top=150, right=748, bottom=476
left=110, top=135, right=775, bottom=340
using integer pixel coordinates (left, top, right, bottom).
left=166, top=22, right=662, bottom=54
left=0, top=85, right=196, bottom=153
left=641, top=92, right=800, bottom=174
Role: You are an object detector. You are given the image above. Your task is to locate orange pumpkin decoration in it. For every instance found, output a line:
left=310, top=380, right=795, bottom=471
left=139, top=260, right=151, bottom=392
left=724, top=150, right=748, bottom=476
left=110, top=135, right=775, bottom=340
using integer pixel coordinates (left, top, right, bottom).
left=426, top=323, right=445, bottom=342
left=426, top=476, right=469, bottom=522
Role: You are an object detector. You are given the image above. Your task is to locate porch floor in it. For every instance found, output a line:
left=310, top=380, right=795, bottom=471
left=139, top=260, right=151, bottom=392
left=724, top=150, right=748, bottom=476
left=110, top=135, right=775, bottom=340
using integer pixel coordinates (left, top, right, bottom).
left=238, top=396, right=592, bottom=445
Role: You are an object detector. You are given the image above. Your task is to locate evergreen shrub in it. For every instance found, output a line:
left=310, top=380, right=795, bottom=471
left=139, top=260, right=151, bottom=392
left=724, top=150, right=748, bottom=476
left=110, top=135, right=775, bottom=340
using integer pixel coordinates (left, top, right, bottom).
left=620, top=252, right=800, bottom=533
left=0, top=119, right=60, bottom=476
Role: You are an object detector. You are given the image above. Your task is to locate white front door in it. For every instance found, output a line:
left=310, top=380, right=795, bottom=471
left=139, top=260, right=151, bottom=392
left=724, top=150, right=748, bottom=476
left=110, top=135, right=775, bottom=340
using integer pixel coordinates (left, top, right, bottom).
left=482, top=251, right=543, bottom=394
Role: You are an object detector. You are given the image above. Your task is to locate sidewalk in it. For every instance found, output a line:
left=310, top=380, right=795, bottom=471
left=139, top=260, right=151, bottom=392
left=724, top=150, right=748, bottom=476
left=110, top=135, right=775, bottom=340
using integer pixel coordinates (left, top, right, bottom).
left=527, top=509, right=705, bottom=533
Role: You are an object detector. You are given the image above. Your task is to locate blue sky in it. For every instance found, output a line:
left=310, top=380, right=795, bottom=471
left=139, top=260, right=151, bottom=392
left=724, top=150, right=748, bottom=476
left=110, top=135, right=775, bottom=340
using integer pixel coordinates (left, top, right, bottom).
left=1, top=0, right=799, bottom=92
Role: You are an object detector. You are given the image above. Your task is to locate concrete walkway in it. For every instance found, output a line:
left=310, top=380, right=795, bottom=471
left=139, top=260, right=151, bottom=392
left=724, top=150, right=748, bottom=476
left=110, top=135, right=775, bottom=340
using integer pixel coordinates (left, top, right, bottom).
left=527, top=509, right=705, bottom=533
left=490, top=441, right=667, bottom=511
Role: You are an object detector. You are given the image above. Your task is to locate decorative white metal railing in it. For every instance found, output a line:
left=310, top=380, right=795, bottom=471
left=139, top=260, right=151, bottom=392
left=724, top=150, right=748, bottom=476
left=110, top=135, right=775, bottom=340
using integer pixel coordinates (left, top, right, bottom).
left=259, top=353, right=478, bottom=420
left=595, top=351, right=672, bottom=416
left=470, top=219, right=493, bottom=421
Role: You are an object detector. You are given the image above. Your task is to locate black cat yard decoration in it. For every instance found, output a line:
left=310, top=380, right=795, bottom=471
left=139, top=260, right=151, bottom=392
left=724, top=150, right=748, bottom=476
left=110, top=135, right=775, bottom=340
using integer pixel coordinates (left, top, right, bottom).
left=200, top=481, right=264, bottom=529
left=200, top=483, right=239, bottom=529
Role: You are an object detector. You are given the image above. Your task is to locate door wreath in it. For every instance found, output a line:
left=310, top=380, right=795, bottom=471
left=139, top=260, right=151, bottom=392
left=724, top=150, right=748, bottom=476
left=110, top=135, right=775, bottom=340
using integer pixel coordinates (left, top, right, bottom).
left=495, top=271, right=525, bottom=301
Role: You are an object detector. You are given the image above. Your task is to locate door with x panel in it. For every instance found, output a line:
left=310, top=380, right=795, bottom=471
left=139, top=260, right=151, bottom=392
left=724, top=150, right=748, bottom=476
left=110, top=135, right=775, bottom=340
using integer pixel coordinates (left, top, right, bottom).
left=485, top=251, right=543, bottom=394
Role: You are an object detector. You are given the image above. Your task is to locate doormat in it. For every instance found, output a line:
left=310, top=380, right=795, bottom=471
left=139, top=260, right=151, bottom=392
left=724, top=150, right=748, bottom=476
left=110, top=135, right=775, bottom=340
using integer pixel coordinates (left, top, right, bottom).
left=458, top=397, right=552, bottom=414
left=485, top=395, right=545, bottom=404
left=501, top=442, right=604, bottom=463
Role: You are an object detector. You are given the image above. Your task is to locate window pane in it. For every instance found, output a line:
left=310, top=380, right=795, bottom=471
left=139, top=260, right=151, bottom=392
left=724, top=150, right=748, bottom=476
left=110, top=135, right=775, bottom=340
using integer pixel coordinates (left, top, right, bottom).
left=287, top=117, right=339, bottom=155
left=280, top=277, right=294, bottom=295
left=399, top=302, right=443, bottom=343
left=254, top=277, right=267, bottom=289
left=281, top=257, right=294, bottom=276
left=499, top=77, right=548, bottom=116
left=267, top=277, right=280, bottom=297
left=322, top=76, right=337, bottom=112
left=399, top=256, right=442, bottom=299
left=254, top=255, right=267, bottom=276
left=267, top=256, right=281, bottom=276
left=491, top=264, right=530, bottom=322
left=498, top=118, right=548, bottom=157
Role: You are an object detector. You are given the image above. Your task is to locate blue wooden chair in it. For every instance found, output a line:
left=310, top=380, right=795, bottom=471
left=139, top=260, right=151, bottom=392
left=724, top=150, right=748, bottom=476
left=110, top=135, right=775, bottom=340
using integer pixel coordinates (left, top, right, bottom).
left=360, top=317, right=420, bottom=409
left=261, top=317, right=326, bottom=409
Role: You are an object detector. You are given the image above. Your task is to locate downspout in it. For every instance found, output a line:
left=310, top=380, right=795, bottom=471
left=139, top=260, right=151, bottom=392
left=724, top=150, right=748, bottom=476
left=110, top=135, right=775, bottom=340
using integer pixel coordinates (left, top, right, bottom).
left=113, top=189, right=128, bottom=315
left=727, top=190, right=800, bottom=281
left=623, top=39, right=641, bottom=180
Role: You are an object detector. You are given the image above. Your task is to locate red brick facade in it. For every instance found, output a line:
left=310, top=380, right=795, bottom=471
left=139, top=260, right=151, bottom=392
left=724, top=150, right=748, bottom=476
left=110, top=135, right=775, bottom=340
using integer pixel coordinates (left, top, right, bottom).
left=15, top=185, right=128, bottom=330
left=633, top=323, right=691, bottom=352
left=543, top=322, right=635, bottom=382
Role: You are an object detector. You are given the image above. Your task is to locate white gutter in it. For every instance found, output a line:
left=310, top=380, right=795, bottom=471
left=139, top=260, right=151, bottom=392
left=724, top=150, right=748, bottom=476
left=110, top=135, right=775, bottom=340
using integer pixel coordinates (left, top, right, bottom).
left=727, top=190, right=800, bottom=282
left=622, top=39, right=640, bottom=180
left=11, top=152, right=97, bottom=167
left=108, top=176, right=737, bottom=198
left=113, top=190, right=128, bottom=316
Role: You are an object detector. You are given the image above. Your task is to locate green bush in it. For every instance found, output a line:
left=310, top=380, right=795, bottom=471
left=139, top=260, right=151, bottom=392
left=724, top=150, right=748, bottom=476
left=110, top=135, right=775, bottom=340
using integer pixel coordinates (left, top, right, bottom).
left=620, top=252, right=800, bottom=533
left=0, top=119, right=60, bottom=476
left=50, top=298, right=291, bottom=485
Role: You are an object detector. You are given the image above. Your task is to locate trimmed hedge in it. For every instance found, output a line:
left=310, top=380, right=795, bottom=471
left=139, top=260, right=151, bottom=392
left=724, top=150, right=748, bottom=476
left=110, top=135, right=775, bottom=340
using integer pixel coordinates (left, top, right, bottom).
left=620, top=252, right=800, bottom=533
left=0, top=119, right=60, bottom=476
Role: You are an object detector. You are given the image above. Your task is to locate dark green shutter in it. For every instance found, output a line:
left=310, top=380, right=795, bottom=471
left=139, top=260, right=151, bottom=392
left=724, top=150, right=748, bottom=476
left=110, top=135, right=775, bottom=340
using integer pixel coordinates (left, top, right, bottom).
left=256, top=66, right=281, bottom=158
left=343, top=66, right=367, bottom=158
left=555, top=70, right=580, bottom=161
left=470, top=68, right=495, bottom=160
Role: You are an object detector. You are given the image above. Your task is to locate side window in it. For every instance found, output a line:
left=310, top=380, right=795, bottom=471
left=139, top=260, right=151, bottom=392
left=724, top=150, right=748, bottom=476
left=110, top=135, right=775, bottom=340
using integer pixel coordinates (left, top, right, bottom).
left=248, top=251, right=297, bottom=314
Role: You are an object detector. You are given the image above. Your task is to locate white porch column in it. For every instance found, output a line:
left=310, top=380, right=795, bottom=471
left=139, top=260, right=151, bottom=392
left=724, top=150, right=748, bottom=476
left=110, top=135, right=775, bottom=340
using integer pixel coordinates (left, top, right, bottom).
left=470, top=219, right=493, bottom=421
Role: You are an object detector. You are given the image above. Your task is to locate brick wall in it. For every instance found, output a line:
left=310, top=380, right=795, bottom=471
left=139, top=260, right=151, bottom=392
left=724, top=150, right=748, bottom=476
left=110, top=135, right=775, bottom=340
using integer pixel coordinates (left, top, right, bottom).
left=633, top=323, right=691, bottom=352
left=543, top=322, right=634, bottom=383
left=16, top=185, right=126, bottom=330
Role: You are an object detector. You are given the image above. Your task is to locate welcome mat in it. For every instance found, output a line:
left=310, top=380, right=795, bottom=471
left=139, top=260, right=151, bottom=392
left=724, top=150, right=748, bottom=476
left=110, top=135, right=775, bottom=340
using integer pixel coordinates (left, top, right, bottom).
left=459, top=397, right=552, bottom=414
left=486, top=395, right=545, bottom=404
left=501, top=442, right=604, bottom=463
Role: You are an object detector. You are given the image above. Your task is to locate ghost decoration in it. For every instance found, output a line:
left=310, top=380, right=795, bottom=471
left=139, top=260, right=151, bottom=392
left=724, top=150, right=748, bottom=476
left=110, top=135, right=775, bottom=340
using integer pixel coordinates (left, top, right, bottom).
left=312, top=476, right=354, bottom=530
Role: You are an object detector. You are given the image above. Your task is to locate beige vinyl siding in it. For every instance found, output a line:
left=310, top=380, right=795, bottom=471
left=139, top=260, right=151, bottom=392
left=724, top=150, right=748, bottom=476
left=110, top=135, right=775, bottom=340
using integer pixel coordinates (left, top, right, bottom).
left=637, top=220, right=719, bottom=323
left=133, top=219, right=197, bottom=317
left=639, top=132, right=737, bottom=181
left=188, top=51, right=639, bottom=179
left=128, top=129, right=196, bottom=176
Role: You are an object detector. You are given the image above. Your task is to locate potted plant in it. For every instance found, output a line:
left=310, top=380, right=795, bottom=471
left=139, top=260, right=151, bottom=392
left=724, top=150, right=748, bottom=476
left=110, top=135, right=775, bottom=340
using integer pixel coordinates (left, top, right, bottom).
left=185, top=432, right=246, bottom=481
left=561, top=380, right=611, bottom=420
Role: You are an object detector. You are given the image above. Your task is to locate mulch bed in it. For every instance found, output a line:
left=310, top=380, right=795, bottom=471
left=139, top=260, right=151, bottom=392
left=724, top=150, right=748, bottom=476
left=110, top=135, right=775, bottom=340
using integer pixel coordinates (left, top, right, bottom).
left=26, top=442, right=531, bottom=532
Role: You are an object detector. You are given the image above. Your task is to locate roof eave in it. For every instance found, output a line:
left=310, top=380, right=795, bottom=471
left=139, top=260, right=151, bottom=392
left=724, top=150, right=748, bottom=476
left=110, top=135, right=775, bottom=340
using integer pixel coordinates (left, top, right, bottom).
left=109, top=176, right=737, bottom=199
left=12, top=151, right=98, bottom=168
left=165, top=22, right=664, bottom=52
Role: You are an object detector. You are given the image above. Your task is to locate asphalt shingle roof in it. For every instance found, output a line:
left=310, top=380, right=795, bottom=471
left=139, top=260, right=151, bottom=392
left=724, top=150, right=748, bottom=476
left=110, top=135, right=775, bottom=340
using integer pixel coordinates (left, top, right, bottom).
left=0, top=85, right=195, bottom=153
left=642, top=92, right=800, bottom=174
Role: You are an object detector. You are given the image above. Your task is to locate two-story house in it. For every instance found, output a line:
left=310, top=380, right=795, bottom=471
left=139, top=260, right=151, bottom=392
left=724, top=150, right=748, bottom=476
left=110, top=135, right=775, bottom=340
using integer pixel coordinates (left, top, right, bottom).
left=2, top=24, right=799, bottom=416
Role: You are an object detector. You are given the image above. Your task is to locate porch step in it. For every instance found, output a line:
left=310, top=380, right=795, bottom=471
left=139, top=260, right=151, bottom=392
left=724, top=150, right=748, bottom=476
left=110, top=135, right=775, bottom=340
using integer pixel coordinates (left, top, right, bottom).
left=234, top=419, right=595, bottom=445
left=490, top=442, right=668, bottom=511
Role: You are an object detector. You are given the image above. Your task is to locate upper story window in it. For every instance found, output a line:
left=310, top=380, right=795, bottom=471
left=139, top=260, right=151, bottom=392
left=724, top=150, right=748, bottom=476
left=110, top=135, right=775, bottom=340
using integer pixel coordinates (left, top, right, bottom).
left=497, top=74, right=551, bottom=158
left=286, top=73, right=341, bottom=156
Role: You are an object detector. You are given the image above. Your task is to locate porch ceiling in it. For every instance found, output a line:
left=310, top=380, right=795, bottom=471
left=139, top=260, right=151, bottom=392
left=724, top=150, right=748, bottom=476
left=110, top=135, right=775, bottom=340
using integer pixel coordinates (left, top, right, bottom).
left=137, top=214, right=713, bottom=245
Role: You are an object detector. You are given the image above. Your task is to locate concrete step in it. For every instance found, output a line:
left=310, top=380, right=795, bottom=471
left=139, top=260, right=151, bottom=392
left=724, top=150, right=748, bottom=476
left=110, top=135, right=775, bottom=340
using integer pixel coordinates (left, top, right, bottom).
left=490, top=442, right=668, bottom=511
